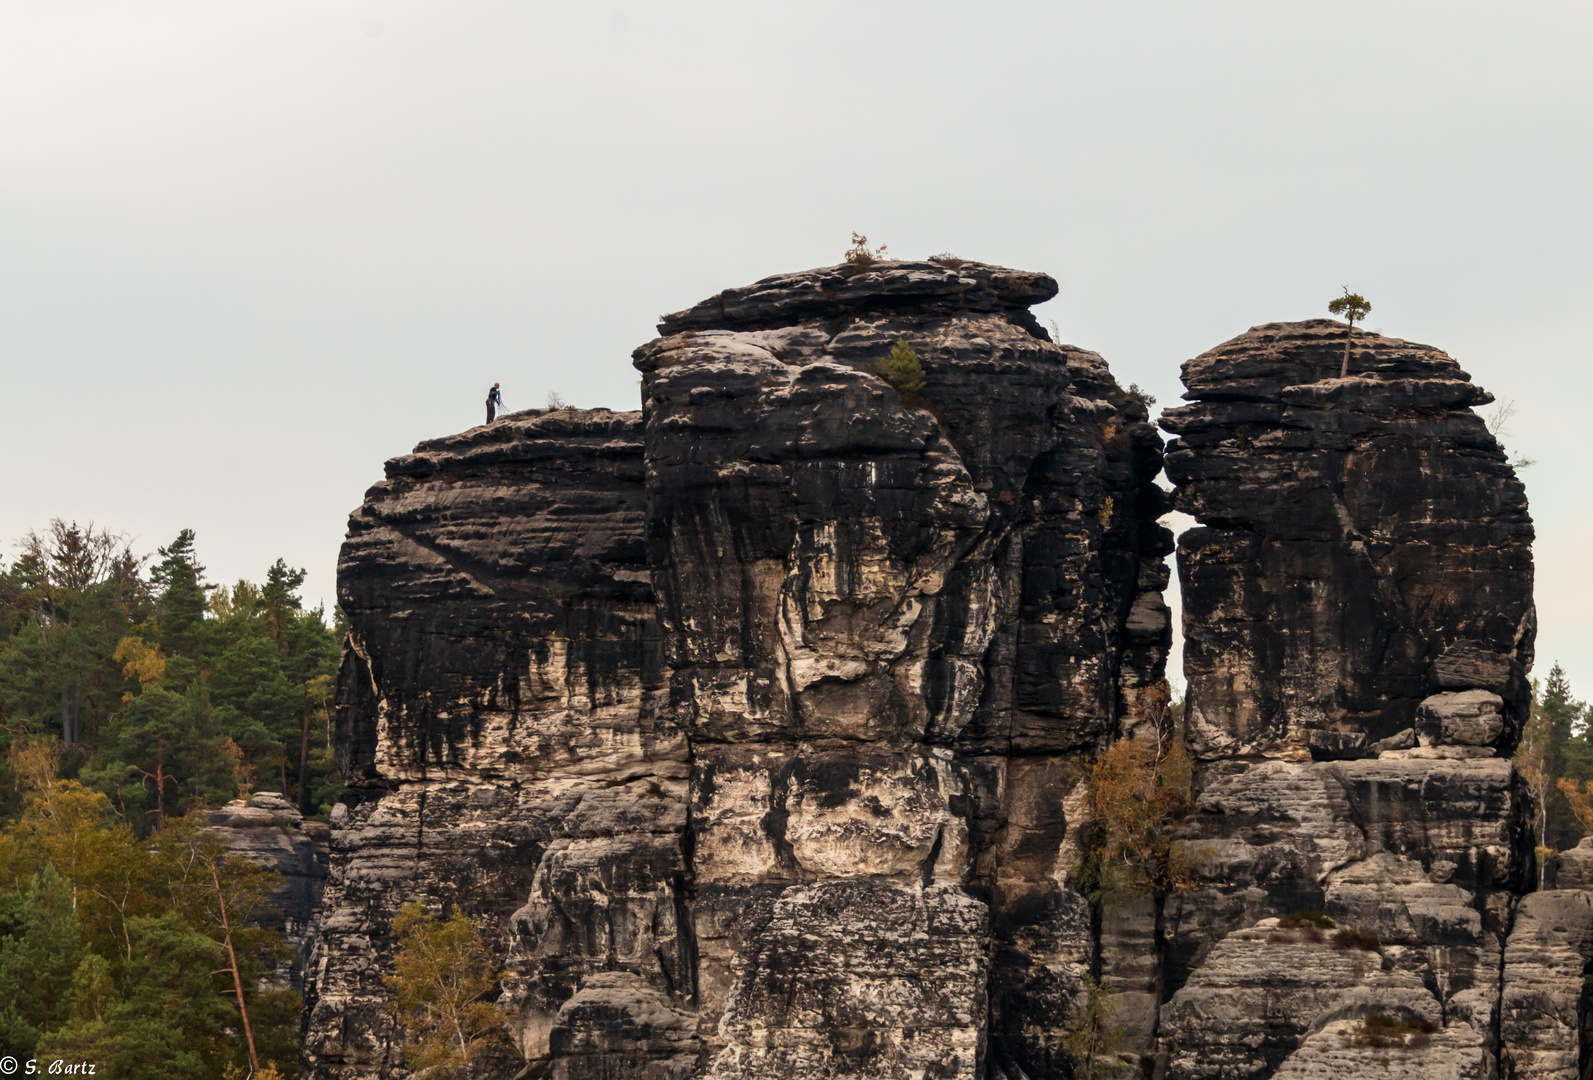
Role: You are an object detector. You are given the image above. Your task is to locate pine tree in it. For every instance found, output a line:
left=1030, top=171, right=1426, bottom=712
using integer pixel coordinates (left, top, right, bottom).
left=877, top=339, right=927, bottom=395
left=1327, top=288, right=1371, bottom=378
left=260, top=560, right=306, bottom=645
left=0, top=863, right=82, bottom=1055
left=152, top=531, right=210, bottom=659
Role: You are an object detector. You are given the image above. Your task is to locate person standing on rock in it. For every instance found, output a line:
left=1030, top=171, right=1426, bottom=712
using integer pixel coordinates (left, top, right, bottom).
left=486, top=382, right=503, bottom=423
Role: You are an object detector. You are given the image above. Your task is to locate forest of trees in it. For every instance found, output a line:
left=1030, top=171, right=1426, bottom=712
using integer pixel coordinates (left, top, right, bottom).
left=0, top=520, right=342, bottom=1075
left=1515, top=662, right=1593, bottom=864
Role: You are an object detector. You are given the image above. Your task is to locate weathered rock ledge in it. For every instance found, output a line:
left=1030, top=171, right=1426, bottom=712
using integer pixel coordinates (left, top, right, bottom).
left=208, top=790, right=329, bottom=990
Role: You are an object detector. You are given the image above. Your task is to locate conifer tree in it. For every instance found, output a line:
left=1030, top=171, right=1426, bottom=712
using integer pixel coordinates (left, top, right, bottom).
left=1327, top=288, right=1371, bottom=378
left=877, top=338, right=927, bottom=395
left=152, top=530, right=210, bottom=659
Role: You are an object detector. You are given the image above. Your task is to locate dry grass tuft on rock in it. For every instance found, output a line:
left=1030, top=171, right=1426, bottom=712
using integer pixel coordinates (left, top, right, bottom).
left=1271, top=910, right=1337, bottom=943
left=1332, top=927, right=1383, bottom=953
left=844, top=231, right=889, bottom=267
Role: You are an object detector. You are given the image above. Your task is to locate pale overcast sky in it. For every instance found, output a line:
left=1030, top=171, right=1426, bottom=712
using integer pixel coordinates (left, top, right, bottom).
left=3, top=2, right=1590, bottom=695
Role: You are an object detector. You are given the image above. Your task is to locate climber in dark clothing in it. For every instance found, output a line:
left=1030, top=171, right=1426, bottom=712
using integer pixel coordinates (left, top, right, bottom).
left=486, top=382, right=503, bottom=423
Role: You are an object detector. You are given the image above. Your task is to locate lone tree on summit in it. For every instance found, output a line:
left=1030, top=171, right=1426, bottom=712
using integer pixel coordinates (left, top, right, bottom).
left=1327, top=287, right=1371, bottom=378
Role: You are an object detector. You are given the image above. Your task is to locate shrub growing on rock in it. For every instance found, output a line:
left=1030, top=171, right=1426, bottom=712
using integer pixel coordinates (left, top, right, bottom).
left=1063, top=975, right=1126, bottom=1080
left=844, top=232, right=888, bottom=267
left=384, top=902, right=509, bottom=1077
left=1332, top=927, right=1383, bottom=952
left=877, top=339, right=927, bottom=395
left=1078, top=704, right=1197, bottom=902
left=1273, top=910, right=1337, bottom=943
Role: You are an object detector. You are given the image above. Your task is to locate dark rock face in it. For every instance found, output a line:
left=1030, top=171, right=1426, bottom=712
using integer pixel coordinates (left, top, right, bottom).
left=637, top=261, right=1169, bottom=1077
left=1157, top=320, right=1539, bottom=1079
left=303, top=409, right=689, bottom=1079
left=305, top=293, right=1555, bottom=1080
left=1162, top=320, right=1534, bottom=762
left=303, top=261, right=1171, bottom=1079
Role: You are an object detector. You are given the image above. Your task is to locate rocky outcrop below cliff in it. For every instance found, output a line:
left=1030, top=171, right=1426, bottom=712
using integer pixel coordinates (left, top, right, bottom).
left=208, top=791, right=330, bottom=990
left=302, top=278, right=1554, bottom=1080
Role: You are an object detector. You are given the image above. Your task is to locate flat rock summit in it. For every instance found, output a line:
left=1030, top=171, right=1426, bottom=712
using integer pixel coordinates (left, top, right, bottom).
left=298, top=259, right=1572, bottom=1079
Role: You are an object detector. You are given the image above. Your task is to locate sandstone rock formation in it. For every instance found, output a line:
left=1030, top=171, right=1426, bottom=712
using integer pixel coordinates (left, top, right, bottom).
left=207, top=790, right=329, bottom=989
left=1158, top=320, right=1538, bottom=1079
left=1162, top=320, right=1534, bottom=762
left=303, top=409, right=679, bottom=1079
left=303, top=288, right=1555, bottom=1080
left=302, top=260, right=1171, bottom=1079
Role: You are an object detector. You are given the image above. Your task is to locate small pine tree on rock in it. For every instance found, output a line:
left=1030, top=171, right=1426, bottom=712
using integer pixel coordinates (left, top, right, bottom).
left=877, top=339, right=926, bottom=395
left=1327, top=288, right=1371, bottom=378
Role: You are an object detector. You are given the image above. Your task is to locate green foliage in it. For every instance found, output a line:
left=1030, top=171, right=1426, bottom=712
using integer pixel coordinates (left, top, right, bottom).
left=0, top=523, right=329, bottom=1072
left=385, top=901, right=510, bottom=1077
left=1, top=526, right=341, bottom=831
left=68, top=952, right=119, bottom=1023
left=1, top=788, right=295, bottom=1075
left=1327, top=288, right=1371, bottom=326
left=1327, top=287, right=1372, bottom=378
left=876, top=339, right=927, bottom=395
left=1062, top=975, right=1125, bottom=1080
left=0, top=521, right=149, bottom=748
left=151, top=530, right=210, bottom=659
left=1517, top=665, right=1593, bottom=860
left=0, top=863, right=82, bottom=1055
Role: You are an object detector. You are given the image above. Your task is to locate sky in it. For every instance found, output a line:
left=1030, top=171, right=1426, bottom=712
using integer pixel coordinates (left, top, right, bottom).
left=2, top=1, right=1590, bottom=695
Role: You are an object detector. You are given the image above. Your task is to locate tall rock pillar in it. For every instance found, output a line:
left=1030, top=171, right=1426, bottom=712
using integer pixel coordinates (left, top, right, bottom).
left=1158, top=320, right=1536, bottom=1079
left=635, top=260, right=1171, bottom=1079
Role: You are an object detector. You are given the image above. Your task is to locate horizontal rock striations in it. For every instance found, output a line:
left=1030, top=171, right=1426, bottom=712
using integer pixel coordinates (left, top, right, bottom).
left=207, top=791, right=329, bottom=990
left=305, top=288, right=1555, bottom=1080
left=303, top=260, right=1172, bottom=1079
left=637, top=259, right=1170, bottom=1078
left=1157, top=320, right=1538, bottom=1079
left=304, top=409, right=689, bottom=1079
left=1161, top=320, right=1534, bottom=763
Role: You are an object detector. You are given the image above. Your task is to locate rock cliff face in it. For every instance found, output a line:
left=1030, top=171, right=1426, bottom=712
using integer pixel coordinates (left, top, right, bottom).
left=303, top=284, right=1554, bottom=1080
left=1158, top=321, right=1538, bottom=1079
left=1162, top=320, right=1534, bottom=762
left=302, top=260, right=1171, bottom=1079
left=303, top=409, right=678, bottom=1078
